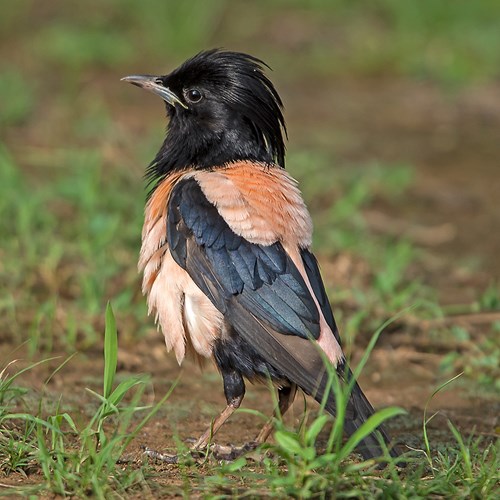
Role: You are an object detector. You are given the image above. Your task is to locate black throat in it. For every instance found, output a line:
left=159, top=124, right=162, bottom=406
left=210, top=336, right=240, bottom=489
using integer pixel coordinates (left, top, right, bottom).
left=146, top=113, right=276, bottom=191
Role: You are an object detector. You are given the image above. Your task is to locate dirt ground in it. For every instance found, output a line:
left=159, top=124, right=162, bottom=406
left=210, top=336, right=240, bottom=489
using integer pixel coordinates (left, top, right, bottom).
left=2, top=78, right=499, bottom=491
left=287, top=77, right=500, bottom=282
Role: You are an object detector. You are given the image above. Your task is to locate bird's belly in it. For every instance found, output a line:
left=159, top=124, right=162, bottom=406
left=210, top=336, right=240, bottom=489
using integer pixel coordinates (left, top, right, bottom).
left=213, top=331, right=289, bottom=386
left=143, top=248, right=224, bottom=365
left=182, top=281, right=224, bottom=360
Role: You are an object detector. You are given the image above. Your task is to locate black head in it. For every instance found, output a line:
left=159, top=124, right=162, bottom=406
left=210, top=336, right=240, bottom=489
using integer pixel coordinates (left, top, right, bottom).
left=123, top=49, right=287, bottom=188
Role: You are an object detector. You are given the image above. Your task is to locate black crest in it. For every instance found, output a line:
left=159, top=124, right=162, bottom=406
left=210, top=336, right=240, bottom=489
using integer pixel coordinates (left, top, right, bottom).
left=145, top=49, right=287, bottom=188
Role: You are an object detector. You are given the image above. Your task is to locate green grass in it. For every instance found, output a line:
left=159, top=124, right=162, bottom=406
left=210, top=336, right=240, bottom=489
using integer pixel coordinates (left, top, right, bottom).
left=1, top=312, right=497, bottom=497
left=0, top=144, right=147, bottom=352
left=201, top=425, right=498, bottom=498
left=0, top=304, right=174, bottom=497
left=0, top=69, right=35, bottom=127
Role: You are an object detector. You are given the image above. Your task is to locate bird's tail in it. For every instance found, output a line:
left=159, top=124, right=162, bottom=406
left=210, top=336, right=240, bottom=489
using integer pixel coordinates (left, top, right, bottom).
left=319, top=363, right=401, bottom=461
left=342, top=379, right=401, bottom=461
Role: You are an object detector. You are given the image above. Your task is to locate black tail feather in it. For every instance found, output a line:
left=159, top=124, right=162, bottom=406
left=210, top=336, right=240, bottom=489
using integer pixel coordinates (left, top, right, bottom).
left=319, top=363, right=401, bottom=461
left=342, top=380, right=401, bottom=461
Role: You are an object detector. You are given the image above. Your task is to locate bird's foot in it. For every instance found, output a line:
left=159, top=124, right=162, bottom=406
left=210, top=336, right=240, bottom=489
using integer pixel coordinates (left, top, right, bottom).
left=210, top=441, right=259, bottom=461
left=142, top=440, right=259, bottom=463
left=142, top=446, right=180, bottom=464
left=142, top=446, right=206, bottom=464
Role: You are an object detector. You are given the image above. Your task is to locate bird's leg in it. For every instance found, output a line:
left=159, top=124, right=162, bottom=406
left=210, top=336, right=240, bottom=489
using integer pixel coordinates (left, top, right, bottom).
left=144, top=370, right=245, bottom=464
left=208, top=384, right=298, bottom=461
left=145, top=380, right=297, bottom=463
left=254, top=383, right=297, bottom=444
left=192, top=369, right=245, bottom=452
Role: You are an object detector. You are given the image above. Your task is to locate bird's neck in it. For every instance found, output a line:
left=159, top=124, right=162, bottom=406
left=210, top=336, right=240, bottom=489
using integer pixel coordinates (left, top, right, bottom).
left=146, top=123, right=275, bottom=190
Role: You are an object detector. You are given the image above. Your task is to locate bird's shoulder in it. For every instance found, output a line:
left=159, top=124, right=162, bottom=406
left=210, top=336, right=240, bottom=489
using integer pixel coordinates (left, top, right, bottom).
left=141, top=160, right=313, bottom=271
left=192, top=161, right=313, bottom=248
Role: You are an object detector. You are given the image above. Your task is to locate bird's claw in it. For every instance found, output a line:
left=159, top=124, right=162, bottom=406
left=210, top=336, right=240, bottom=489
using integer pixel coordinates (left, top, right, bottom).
left=210, top=441, right=259, bottom=461
left=142, top=441, right=259, bottom=464
left=142, top=446, right=180, bottom=464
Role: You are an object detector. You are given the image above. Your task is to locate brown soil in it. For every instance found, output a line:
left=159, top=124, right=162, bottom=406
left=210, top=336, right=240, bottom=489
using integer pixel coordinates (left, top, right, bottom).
left=1, top=333, right=498, bottom=493
left=285, top=77, right=500, bottom=280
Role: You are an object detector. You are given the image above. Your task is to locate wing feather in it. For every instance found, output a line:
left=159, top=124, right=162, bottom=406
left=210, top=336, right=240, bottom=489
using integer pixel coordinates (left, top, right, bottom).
left=167, top=177, right=320, bottom=342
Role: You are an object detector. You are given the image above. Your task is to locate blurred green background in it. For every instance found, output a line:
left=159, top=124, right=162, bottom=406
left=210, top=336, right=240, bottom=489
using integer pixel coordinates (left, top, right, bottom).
left=1, top=0, right=499, bottom=389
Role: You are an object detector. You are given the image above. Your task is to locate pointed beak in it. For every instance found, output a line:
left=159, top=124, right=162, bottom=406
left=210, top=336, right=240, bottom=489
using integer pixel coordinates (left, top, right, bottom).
left=121, top=75, right=187, bottom=109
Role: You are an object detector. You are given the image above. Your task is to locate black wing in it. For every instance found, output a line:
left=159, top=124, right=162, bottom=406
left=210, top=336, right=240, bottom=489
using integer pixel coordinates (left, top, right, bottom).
left=301, top=248, right=342, bottom=345
left=168, top=177, right=321, bottom=340
left=166, top=178, right=338, bottom=396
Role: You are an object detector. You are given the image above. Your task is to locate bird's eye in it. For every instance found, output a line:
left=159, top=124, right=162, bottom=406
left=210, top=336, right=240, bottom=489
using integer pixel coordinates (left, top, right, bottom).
left=185, top=88, right=203, bottom=103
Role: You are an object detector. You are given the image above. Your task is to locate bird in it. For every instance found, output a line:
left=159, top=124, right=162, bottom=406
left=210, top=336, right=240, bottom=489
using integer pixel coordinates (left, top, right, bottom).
left=122, top=49, right=400, bottom=462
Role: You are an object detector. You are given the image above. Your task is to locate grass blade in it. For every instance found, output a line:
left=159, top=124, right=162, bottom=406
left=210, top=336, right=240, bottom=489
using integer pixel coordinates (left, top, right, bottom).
left=339, top=407, right=406, bottom=461
left=422, top=372, right=464, bottom=471
left=103, top=302, right=117, bottom=399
